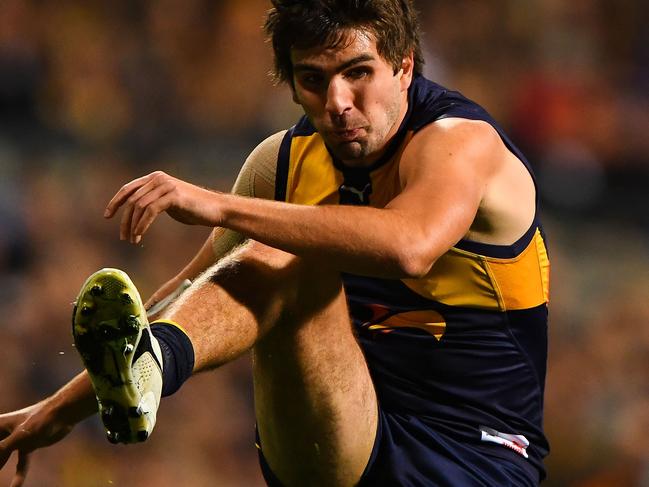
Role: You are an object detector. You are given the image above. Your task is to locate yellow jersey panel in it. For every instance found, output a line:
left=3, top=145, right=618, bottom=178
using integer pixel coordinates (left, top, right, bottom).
left=286, top=132, right=406, bottom=209
left=287, top=135, right=341, bottom=205
left=402, top=229, right=550, bottom=311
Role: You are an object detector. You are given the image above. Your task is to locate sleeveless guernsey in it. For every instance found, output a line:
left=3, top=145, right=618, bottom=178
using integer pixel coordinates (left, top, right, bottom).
left=274, top=75, right=550, bottom=481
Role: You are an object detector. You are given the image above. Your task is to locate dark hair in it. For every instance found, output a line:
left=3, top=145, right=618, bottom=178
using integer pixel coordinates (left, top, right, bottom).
left=264, top=0, right=424, bottom=84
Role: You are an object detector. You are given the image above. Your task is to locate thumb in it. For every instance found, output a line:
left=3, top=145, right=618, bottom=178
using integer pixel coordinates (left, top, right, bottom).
left=9, top=451, right=30, bottom=487
left=0, top=433, right=18, bottom=470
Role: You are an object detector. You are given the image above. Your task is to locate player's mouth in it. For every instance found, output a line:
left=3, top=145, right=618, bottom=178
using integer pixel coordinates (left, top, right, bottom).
left=331, top=127, right=365, bottom=141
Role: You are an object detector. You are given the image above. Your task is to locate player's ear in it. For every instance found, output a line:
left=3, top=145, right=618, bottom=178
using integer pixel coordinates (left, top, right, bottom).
left=398, top=52, right=414, bottom=90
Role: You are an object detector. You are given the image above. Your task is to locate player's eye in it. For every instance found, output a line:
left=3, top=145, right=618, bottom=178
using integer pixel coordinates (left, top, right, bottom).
left=298, top=73, right=324, bottom=89
left=345, top=67, right=371, bottom=80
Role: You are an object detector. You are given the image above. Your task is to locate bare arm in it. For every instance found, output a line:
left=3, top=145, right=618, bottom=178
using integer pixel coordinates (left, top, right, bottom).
left=213, top=120, right=498, bottom=277
left=0, top=373, right=97, bottom=485
left=106, top=120, right=503, bottom=278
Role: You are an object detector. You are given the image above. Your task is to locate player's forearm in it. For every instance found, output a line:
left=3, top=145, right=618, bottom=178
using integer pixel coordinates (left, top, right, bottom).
left=217, top=193, right=432, bottom=278
left=46, top=372, right=98, bottom=426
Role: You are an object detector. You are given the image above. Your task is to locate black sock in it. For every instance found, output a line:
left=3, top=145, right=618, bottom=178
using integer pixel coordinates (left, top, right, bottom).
left=150, top=321, right=195, bottom=397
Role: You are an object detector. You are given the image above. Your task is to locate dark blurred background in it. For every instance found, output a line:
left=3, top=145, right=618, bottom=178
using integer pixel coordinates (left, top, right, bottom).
left=0, top=1, right=647, bottom=485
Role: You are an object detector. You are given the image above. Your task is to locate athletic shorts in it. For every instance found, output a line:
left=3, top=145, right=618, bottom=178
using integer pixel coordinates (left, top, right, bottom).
left=257, top=407, right=540, bottom=486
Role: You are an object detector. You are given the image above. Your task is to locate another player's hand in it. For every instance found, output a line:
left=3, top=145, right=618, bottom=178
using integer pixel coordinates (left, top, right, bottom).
left=105, top=171, right=223, bottom=244
left=0, top=402, right=74, bottom=486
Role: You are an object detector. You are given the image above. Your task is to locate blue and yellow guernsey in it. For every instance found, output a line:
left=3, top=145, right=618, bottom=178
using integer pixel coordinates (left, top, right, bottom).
left=274, top=75, right=550, bottom=479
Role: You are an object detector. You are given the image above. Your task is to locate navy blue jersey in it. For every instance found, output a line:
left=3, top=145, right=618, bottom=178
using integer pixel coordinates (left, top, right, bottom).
left=272, top=75, right=550, bottom=484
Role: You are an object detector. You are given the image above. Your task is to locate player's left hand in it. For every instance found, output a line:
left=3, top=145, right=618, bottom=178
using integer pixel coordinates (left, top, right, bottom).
left=104, top=171, right=223, bottom=244
left=0, top=407, right=32, bottom=486
left=0, top=402, right=74, bottom=487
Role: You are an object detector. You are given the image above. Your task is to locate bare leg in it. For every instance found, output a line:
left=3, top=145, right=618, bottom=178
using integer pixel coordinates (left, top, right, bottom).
left=165, top=241, right=378, bottom=487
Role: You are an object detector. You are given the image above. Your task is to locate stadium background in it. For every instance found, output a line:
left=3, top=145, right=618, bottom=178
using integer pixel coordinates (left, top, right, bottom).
left=0, top=1, right=647, bottom=485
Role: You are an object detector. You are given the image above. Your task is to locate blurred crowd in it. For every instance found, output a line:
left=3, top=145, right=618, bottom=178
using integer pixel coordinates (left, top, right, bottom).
left=0, top=1, right=648, bottom=485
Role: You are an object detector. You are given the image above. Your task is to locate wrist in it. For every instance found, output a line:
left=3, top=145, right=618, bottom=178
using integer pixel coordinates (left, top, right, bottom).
left=212, top=192, right=232, bottom=228
left=212, top=191, right=233, bottom=228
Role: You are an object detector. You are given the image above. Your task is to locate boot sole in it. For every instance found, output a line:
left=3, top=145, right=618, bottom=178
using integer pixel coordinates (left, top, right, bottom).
left=72, top=268, right=153, bottom=443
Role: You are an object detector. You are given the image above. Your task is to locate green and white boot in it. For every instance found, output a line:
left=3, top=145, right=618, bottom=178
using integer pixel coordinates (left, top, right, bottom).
left=72, top=268, right=163, bottom=444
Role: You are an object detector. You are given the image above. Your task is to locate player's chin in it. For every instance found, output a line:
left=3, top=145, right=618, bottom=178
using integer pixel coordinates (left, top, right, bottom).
left=330, top=140, right=367, bottom=161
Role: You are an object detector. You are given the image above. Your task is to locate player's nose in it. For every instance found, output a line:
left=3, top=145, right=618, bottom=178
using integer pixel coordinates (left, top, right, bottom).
left=325, top=77, right=353, bottom=117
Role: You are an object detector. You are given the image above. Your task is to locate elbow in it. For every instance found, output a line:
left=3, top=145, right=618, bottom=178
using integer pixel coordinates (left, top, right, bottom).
left=393, top=241, right=436, bottom=279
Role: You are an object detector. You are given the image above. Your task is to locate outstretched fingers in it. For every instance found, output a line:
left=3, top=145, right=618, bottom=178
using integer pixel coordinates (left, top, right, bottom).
left=0, top=402, right=78, bottom=484
left=0, top=448, right=10, bottom=472
left=117, top=177, right=164, bottom=243
left=104, top=172, right=161, bottom=220
left=106, top=171, right=223, bottom=243
left=9, top=452, right=29, bottom=487
left=129, top=181, right=177, bottom=243
left=133, top=191, right=173, bottom=243
left=0, top=430, right=29, bottom=487
left=0, top=418, right=19, bottom=469
left=106, top=171, right=181, bottom=243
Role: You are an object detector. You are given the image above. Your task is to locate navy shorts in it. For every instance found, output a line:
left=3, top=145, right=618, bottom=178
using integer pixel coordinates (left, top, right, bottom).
left=257, top=408, right=539, bottom=486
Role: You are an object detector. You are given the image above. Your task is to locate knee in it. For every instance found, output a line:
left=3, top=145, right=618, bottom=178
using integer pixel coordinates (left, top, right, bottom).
left=206, top=240, right=343, bottom=313
left=209, top=240, right=300, bottom=284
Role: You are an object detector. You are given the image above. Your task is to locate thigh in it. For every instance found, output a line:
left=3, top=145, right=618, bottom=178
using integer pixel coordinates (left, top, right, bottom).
left=251, top=246, right=378, bottom=487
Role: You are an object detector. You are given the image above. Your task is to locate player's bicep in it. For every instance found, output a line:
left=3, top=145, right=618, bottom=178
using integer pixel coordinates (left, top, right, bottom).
left=386, top=120, right=498, bottom=261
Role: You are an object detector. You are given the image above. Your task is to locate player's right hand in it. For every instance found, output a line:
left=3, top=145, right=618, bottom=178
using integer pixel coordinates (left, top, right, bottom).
left=104, top=171, right=224, bottom=245
left=0, top=402, right=75, bottom=486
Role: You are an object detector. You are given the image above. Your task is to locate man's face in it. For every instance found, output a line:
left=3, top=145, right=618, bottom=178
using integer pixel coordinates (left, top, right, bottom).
left=290, top=30, right=412, bottom=167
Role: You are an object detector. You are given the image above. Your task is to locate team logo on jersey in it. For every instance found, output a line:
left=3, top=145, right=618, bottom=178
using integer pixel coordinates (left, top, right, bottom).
left=361, top=303, right=447, bottom=341
left=339, top=182, right=372, bottom=205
